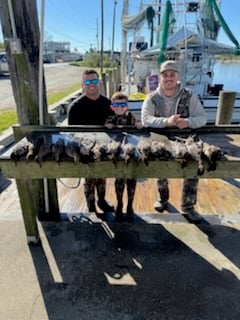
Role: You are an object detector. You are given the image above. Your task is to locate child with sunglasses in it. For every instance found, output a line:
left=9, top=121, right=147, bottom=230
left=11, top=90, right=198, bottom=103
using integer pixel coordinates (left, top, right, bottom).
left=105, top=92, right=142, bottom=221
left=105, top=92, right=142, bottom=129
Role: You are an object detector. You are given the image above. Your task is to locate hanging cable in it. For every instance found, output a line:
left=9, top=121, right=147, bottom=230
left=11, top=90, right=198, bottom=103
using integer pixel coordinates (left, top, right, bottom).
left=57, top=178, right=82, bottom=189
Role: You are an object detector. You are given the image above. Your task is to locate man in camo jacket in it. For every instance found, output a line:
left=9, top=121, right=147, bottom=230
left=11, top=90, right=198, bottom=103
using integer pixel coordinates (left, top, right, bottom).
left=141, top=60, right=207, bottom=222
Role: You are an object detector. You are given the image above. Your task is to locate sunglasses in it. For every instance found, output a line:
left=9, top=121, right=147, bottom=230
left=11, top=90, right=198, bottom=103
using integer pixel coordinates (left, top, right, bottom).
left=83, top=79, right=99, bottom=85
left=112, top=102, right=128, bottom=108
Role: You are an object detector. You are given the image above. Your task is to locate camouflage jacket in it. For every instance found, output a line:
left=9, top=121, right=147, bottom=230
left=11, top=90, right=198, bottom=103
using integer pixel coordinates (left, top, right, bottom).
left=105, top=111, right=137, bottom=126
left=141, top=86, right=207, bottom=129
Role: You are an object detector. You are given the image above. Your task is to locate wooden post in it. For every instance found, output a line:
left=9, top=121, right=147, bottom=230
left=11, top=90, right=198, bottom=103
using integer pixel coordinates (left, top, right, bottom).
left=16, top=178, right=40, bottom=243
left=112, top=68, right=117, bottom=92
left=0, top=0, right=49, bottom=124
left=0, top=0, right=60, bottom=234
left=49, top=110, right=58, bottom=124
left=108, top=70, right=113, bottom=97
left=215, top=91, right=236, bottom=125
left=116, top=66, right=122, bottom=91
left=112, top=67, right=121, bottom=92
left=101, top=73, right=107, bottom=96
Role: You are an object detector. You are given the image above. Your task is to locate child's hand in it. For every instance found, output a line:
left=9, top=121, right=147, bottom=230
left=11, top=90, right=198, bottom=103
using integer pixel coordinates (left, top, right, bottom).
left=105, top=123, right=114, bottom=129
left=135, top=121, right=143, bottom=129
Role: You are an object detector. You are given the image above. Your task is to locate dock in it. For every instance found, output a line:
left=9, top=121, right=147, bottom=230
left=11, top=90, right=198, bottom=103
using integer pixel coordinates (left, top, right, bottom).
left=1, top=126, right=240, bottom=319
left=1, top=175, right=240, bottom=222
left=1, top=125, right=240, bottom=224
left=1, top=173, right=240, bottom=319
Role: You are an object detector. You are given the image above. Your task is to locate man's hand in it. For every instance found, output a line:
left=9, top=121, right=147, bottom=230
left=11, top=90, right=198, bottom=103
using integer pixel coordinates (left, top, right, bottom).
left=167, top=114, right=188, bottom=129
left=167, top=114, right=181, bottom=127
left=105, top=123, right=114, bottom=129
left=135, top=120, right=143, bottom=129
left=175, top=117, right=189, bottom=129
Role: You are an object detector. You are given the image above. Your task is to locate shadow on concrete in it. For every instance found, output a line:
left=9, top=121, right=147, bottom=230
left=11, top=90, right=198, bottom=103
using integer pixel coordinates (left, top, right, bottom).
left=224, top=178, right=240, bottom=189
left=29, top=221, right=240, bottom=320
left=0, top=74, right=10, bottom=80
left=199, top=224, right=240, bottom=269
left=0, top=174, right=12, bottom=193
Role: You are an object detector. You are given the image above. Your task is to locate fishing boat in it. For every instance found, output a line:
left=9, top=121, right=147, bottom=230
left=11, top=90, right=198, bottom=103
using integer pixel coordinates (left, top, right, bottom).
left=121, top=0, right=240, bottom=122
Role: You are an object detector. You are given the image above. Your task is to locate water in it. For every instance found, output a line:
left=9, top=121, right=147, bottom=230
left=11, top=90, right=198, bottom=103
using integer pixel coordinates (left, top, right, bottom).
left=213, top=62, right=240, bottom=92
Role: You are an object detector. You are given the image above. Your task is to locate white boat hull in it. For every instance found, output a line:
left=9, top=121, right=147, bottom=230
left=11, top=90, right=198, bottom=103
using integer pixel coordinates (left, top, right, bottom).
left=129, top=94, right=240, bottom=124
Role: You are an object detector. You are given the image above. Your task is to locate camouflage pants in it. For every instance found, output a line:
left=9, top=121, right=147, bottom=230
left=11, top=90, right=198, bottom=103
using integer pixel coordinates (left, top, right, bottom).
left=115, top=178, right=136, bottom=209
left=84, top=178, right=106, bottom=204
left=157, top=178, right=198, bottom=211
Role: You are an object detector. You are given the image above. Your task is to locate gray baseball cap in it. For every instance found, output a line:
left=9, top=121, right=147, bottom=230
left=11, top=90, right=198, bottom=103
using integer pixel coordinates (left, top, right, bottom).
left=160, top=60, right=179, bottom=73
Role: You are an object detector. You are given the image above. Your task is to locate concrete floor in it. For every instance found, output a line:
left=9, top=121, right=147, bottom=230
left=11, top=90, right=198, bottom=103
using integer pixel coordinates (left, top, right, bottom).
left=0, top=63, right=83, bottom=111
left=1, top=213, right=240, bottom=320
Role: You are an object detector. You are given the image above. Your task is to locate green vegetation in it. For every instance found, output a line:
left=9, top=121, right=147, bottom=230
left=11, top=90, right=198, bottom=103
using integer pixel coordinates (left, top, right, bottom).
left=47, top=83, right=81, bottom=105
left=0, top=111, right=18, bottom=133
left=0, top=84, right=81, bottom=134
left=216, top=54, right=240, bottom=62
left=70, top=52, right=119, bottom=68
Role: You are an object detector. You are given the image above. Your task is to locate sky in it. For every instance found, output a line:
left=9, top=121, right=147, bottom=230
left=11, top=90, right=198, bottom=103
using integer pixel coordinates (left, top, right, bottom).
left=0, top=0, right=239, bottom=54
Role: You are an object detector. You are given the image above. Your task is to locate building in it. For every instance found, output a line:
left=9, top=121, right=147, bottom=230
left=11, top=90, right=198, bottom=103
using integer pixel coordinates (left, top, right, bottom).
left=43, top=41, right=82, bottom=63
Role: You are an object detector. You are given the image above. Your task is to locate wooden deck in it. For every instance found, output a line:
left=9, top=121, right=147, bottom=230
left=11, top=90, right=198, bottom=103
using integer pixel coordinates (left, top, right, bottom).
left=1, top=175, right=240, bottom=219
left=58, top=177, right=240, bottom=216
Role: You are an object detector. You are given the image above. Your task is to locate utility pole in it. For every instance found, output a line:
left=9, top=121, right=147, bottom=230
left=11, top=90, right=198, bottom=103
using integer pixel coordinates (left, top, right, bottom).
left=100, top=0, right=104, bottom=75
left=121, top=0, right=129, bottom=90
left=111, top=0, right=117, bottom=60
left=96, top=18, right=99, bottom=52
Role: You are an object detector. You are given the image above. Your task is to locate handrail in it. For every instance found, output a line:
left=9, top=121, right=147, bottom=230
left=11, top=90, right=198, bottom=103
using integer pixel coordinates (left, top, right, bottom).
left=11, top=124, right=240, bottom=136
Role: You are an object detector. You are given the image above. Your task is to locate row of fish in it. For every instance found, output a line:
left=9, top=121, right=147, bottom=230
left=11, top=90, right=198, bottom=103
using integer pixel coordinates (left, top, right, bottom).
left=10, top=133, right=222, bottom=174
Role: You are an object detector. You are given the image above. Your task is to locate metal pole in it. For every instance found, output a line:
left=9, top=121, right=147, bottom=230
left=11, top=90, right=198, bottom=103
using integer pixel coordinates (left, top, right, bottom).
left=39, top=0, right=49, bottom=213
left=156, top=0, right=161, bottom=44
left=7, top=0, right=17, bottom=37
left=111, top=1, right=117, bottom=60
left=39, top=0, right=44, bottom=125
left=121, top=0, right=129, bottom=91
left=100, top=0, right=104, bottom=76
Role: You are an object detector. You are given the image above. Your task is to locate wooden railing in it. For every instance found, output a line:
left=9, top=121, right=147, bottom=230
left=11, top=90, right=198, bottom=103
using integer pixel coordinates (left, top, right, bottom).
left=1, top=124, right=240, bottom=243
